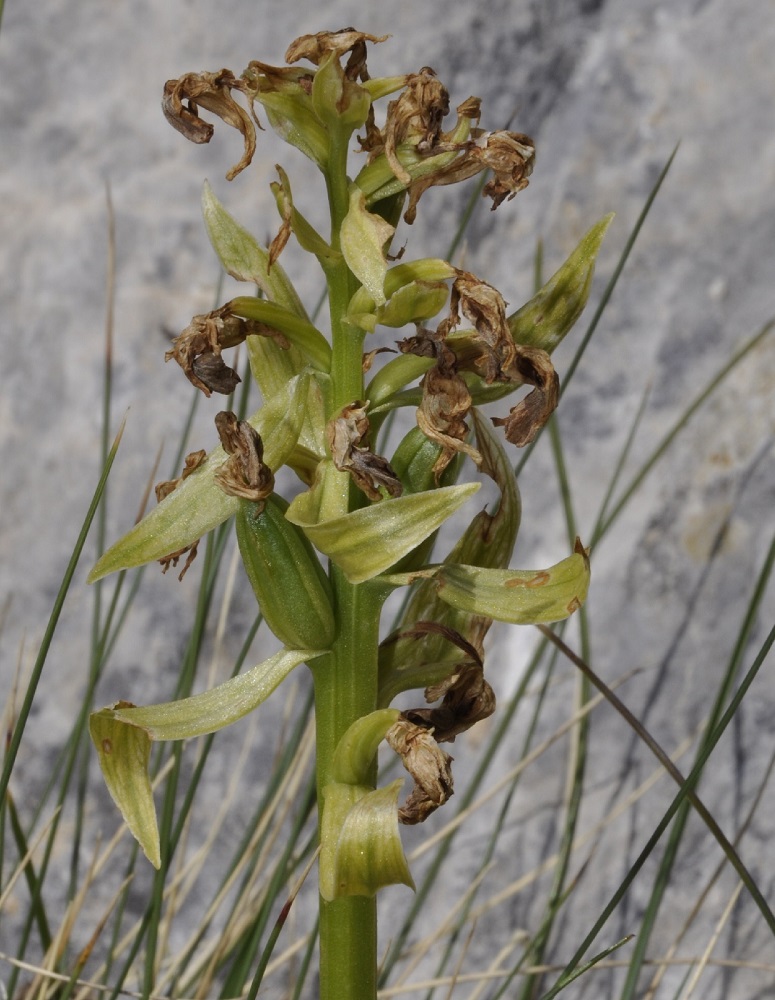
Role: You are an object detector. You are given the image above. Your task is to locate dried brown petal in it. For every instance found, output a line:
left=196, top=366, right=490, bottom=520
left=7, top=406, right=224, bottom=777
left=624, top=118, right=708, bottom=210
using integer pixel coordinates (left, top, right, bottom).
left=491, top=345, right=560, bottom=446
left=191, top=353, right=242, bottom=395
left=159, top=542, right=200, bottom=582
left=362, top=346, right=396, bottom=373
left=155, top=449, right=207, bottom=503
left=285, top=29, right=388, bottom=69
left=327, top=401, right=403, bottom=501
left=165, top=304, right=285, bottom=397
left=476, top=131, right=535, bottom=209
left=162, top=70, right=257, bottom=180
left=386, top=717, right=454, bottom=825
left=214, top=411, right=275, bottom=502
left=383, top=67, right=450, bottom=185
left=403, top=327, right=481, bottom=481
left=406, top=660, right=496, bottom=744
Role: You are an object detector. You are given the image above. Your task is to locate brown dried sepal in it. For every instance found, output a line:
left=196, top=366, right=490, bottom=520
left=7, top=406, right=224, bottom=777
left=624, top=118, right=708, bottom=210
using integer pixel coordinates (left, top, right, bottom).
left=214, top=411, right=275, bottom=503
left=154, top=449, right=208, bottom=581
left=162, top=70, right=258, bottom=181
left=155, top=449, right=207, bottom=503
left=385, top=717, right=454, bottom=825
left=399, top=623, right=495, bottom=743
left=443, top=271, right=560, bottom=446
left=285, top=29, right=388, bottom=77
left=166, top=303, right=288, bottom=397
left=490, top=345, right=560, bottom=446
left=400, top=326, right=481, bottom=481
left=327, top=401, right=403, bottom=501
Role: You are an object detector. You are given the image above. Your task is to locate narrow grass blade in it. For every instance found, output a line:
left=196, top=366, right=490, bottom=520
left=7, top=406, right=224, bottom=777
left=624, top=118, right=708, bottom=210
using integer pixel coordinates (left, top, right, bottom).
left=0, top=421, right=124, bottom=804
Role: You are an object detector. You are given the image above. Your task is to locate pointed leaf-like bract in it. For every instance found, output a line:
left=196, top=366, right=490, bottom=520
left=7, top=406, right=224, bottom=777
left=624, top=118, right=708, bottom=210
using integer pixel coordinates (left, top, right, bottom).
left=90, top=711, right=158, bottom=867
left=88, top=373, right=309, bottom=581
left=509, top=213, right=614, bottom=353
left=436, top=543, right=589, bottom=624
left=90, top=648, right=323, bottom=868
left=287, top=472, right=480, bottom=583
left=379, top=410, right=521, bottom=698
left=340, top=186, right=395, bottom=307
left=202, top=181, right=309, bottom=319
left=320, top=780, right=414, bottom=900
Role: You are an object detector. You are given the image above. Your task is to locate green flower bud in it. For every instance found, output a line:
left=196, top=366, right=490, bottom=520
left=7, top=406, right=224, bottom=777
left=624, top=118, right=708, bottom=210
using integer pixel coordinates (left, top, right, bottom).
left=508, top=213, right=615, bottom=353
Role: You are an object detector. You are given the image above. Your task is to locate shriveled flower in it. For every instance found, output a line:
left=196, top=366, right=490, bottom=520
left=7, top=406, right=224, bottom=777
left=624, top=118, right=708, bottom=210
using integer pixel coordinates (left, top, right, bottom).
left=442, top=270, right=560, bottom=446
left=162, top=70, right=257, bottom=180
left=327, top=401, right=403, bottom=501
left=400, top=327, right=481, bottom=482
left=382, top=67, right=451, bottom=184
left=214, top=411, right=275, bottom=503
left=386, top=716, right=454, bottom=825
left=475, top=130, right=535, bottom=209
left=166, top=303, right=288, bottom=397
left=285, top=28, right=388, bottom=75
left=491, top=344, right=560, bottom=446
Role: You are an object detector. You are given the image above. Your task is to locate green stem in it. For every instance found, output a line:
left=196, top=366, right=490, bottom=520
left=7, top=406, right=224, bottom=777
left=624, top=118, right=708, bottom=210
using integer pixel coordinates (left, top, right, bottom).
left=312, top=572, right=383, bottom=1000
left=312, top=126, right=382, bottom=1000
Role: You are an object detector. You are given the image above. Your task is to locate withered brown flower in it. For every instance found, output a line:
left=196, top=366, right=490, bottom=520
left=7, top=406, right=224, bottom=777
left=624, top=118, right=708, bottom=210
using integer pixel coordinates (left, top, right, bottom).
left=214, top=411, right=275, bottom=503
left=385, top=717, right=454, bottom=825
left=165, top=303, right=288, bottom=397
left=327, top=401, right=403, bottom=501
left=285, top=28, right=388, bottom=74
left=162, top=70, right=257, bottom=180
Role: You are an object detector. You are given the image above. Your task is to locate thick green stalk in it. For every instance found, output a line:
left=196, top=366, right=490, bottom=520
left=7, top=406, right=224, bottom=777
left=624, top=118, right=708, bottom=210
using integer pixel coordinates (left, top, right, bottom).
left=313, top=128, right=381, bottom=1000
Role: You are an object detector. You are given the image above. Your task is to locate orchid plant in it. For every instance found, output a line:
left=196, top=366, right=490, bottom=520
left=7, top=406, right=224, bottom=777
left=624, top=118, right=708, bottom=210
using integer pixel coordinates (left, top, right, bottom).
left=88, top=29, right=610, bottom=1000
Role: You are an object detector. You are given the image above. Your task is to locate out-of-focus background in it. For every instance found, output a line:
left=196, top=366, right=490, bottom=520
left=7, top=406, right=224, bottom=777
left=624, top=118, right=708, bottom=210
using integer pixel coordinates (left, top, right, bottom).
left=2, top=2, right=774, bottom=997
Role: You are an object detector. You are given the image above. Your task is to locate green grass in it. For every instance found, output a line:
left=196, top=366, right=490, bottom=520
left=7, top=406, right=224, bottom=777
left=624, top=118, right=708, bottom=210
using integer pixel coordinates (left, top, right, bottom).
left=2, top=146, right=774, bottom=1000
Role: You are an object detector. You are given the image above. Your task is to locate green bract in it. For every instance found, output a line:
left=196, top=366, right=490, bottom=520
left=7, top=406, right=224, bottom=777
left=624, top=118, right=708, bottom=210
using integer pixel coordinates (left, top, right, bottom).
left=90, top=649, right=326, bottom=868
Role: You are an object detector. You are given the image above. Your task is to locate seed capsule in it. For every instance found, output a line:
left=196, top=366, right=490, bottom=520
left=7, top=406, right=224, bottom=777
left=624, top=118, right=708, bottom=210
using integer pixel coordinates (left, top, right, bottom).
left=236, top=493, right=336, bottom=649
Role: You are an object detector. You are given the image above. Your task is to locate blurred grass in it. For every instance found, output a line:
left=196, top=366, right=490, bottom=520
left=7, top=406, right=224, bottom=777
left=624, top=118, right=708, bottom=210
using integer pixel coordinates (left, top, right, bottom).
left=1, top=144, right=774, bottom=1000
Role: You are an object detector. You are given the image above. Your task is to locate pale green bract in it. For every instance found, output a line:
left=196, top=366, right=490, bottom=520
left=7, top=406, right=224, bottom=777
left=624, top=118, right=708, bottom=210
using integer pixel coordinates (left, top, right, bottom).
left=201, top=181, right=309, bottom=319
left=340, top=185, right=394, bottom=307
left=435, top=548, right=590, bottom=624
left=90, top=648, right=326, bottom=868
left=287, top=478, right=481, bottom=584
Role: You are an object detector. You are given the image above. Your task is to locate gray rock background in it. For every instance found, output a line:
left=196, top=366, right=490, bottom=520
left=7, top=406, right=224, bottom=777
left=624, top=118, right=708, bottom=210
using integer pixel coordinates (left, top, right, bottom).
left=2, top=1, right=774, bottom=997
